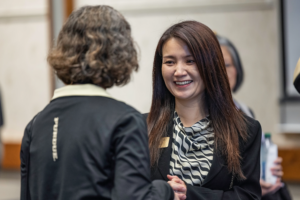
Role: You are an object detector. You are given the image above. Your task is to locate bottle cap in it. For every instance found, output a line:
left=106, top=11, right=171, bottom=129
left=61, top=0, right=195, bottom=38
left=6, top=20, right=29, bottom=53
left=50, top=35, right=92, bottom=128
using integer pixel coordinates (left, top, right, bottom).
left=265, top=133, right=271, bottom=138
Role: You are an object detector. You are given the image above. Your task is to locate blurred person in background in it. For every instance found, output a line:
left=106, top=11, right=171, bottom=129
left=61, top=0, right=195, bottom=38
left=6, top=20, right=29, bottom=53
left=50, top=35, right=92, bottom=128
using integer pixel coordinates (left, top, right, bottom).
left=146, top=20, right=262, bottom=200
left=20, top=5, right=183, bottom=200
left=217, top=34, right=292, bottom=200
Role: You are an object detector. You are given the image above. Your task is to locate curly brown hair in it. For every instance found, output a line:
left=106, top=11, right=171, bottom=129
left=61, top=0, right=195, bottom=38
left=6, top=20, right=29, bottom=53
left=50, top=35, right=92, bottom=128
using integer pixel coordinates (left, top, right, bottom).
left=48, top=5, right=139, bottom=88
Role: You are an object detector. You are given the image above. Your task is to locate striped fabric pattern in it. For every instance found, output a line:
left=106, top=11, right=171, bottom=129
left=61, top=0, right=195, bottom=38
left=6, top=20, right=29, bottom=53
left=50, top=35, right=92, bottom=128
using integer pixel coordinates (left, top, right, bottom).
left=169, top=111, right=214, bottom=186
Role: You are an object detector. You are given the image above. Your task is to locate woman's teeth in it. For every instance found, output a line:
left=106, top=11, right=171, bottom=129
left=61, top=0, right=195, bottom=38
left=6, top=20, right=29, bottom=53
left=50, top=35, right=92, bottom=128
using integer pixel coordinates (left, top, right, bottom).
left=175, top=81, right=192, bottom=85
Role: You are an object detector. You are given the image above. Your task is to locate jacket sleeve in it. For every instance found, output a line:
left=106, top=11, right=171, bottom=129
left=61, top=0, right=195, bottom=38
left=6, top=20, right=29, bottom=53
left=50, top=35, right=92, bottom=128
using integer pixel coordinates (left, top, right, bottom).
left=185, top=120, right=262, bottom=200
left=20, top=118, right=35, bottom=200
left=0, top=90, right=3, bottom=127
left=111, top=111, right=174, bottom=200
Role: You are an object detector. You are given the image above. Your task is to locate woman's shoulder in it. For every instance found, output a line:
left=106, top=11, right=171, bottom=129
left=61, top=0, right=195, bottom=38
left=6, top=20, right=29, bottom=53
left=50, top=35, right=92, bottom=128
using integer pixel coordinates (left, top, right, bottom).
left=240, top=115, right=262, bottom=153
left=91, top=97, right=143, bottom=119
left=244, top=115, right=261, bottom=132
left=142, top=113, right=149, bottom=121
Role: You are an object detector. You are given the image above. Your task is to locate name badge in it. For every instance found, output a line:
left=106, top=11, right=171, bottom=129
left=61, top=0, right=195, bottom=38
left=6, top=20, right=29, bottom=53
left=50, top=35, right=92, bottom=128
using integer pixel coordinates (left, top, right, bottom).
left=159, top=137, right=170, bottom=148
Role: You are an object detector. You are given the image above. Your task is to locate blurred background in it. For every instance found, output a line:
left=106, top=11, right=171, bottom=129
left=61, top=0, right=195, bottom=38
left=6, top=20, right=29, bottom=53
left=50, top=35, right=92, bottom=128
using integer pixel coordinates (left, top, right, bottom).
left=0, top=0, right=299, bottom=199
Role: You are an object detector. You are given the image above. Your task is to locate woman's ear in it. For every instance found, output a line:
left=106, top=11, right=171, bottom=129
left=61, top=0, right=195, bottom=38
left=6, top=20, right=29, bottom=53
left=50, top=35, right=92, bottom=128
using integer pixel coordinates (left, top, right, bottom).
left=293, top=58, right=300, bottom=93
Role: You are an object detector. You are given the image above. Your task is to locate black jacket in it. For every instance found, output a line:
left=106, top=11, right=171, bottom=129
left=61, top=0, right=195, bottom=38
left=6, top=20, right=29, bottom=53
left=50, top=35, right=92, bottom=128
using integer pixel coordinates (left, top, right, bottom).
left=147, top=114, right=262, bottom=200
left=0, top=89, right=3, bottom=127
left=20, top=84, right=174, bottom=200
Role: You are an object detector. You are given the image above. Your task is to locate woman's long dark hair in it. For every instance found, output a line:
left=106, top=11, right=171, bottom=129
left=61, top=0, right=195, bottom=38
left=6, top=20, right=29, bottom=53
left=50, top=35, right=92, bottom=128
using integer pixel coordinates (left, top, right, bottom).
left=148, top=21, right=248, bottom=180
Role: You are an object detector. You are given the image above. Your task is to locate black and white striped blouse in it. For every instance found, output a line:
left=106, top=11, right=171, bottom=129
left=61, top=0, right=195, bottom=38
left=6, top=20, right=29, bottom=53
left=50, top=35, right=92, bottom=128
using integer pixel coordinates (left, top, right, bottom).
left=169, top=111, right=214, bottom=186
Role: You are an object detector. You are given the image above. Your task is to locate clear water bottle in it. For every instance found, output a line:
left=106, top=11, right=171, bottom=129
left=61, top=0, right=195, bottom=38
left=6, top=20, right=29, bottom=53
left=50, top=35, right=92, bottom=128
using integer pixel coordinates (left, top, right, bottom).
left=261, top=133, right=278, bottom=184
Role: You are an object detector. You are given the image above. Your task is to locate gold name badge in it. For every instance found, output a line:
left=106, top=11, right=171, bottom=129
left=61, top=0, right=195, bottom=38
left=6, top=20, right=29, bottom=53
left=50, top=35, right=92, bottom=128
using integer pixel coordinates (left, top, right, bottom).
left=159, top=137, right=170, bottom=148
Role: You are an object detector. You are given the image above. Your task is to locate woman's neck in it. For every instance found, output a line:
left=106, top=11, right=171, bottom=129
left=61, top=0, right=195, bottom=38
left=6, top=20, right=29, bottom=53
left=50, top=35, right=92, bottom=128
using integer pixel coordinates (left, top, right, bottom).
left=175, top=96, right=208, bottom=127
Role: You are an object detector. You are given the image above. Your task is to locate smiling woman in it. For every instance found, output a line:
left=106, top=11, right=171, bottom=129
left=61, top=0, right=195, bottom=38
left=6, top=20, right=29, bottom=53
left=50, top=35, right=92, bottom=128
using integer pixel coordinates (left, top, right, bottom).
left=146, top=21, right=263, bottom=200
left=161, top=38, right=205, bottom=118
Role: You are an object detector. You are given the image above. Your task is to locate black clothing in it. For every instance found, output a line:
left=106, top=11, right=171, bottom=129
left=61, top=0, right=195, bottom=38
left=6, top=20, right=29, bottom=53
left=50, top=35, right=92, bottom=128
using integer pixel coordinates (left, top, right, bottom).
left=294, top=59, right=300, bottom=93
left=262, top=184, right=292, bottom=200
left=294, top=71, right=300, bottom=93
left=0, top=89, right=3, bottom=167
left=0, top=90, right=3, bottom=127
left=146, top=113, right=262, bottom=200
left=21, top=84, right=174, bottom=200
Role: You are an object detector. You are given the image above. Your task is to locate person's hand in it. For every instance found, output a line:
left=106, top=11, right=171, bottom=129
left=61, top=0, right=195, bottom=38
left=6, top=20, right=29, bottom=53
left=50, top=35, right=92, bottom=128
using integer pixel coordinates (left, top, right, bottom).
left=260, top=178, right=283, bottom=196
left=271, top=157, right=283, bottom=178
left=173, top=190, right=186, bottom=200
left=167, top=175, right=187, bottom=200
left=174, top=192, right=182, bottom=200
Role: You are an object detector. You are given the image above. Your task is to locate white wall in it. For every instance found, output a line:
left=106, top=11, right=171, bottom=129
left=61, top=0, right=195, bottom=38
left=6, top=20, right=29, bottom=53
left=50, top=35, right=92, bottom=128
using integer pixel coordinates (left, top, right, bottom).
left=75, top=0, right=283, bottom=140
left=1, top=0, right=296, bottom=146
left=0, top=0, right=50, bottom=142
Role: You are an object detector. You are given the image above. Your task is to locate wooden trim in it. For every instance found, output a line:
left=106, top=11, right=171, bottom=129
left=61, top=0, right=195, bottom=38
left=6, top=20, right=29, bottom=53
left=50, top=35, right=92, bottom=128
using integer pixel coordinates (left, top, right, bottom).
left=278, top=148, right=300, bottom=182
left=48, top=0, right=55, bottom=97
left=3, top=142, right=300, bottom=182
left=48, top=0, right=73, bottom=95
left=64, top=0, right=74, bottom=21
left=2, top=143, right=21, bottom=169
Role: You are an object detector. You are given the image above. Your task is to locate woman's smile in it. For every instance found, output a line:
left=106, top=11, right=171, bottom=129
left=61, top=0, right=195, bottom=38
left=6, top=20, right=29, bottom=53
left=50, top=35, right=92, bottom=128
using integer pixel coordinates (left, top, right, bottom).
left=174, top=80, right=193, bottom=87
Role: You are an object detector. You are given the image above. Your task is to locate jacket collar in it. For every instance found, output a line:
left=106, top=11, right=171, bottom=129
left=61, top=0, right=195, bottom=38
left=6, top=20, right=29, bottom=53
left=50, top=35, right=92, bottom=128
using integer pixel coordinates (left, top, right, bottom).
left=156, top=119, right=174, bottom=181
left=157, top=119, right=225, bottom=186
left=52, top=84, right=113, bottom=100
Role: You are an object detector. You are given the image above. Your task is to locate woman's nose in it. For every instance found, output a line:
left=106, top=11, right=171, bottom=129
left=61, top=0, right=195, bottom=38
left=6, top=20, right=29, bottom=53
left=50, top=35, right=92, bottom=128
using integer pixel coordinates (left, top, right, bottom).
left=174, top=62, right=187, bottom=76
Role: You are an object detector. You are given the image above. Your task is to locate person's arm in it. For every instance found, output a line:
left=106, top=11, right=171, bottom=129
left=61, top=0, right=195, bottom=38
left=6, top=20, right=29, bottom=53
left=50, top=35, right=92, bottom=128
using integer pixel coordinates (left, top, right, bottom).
left=168, top=120, right=262, bottom=200
left=111, top=111, right=176, bottom=200
left=20, top=117, right=36, bottom=200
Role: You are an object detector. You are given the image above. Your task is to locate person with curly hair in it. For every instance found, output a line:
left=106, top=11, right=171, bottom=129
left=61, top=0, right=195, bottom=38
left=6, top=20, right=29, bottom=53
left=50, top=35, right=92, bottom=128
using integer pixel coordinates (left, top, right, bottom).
left=20, top=5, right=183, bottom=200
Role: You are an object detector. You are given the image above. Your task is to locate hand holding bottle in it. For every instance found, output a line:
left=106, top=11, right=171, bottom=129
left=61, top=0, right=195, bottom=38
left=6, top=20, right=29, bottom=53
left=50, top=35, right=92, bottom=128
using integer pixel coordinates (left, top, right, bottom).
left=271, top=157, right=283, bottom=178
left=260, top=178, right=283, bottom=196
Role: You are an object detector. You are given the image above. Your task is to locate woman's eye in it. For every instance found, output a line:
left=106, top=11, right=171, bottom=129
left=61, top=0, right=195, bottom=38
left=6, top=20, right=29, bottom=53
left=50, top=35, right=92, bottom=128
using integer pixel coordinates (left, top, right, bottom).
left=225, top=63, right=232, bottom=67
left=187, top=60, right=195, bottom=64
left=164, top=61, right=174, bottom=64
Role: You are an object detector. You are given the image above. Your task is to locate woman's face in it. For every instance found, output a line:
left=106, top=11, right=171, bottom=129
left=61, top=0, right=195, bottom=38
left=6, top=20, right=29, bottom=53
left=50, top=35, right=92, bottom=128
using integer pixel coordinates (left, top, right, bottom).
left=221, top=46, right=237, bottom=91
left=161, top=37, right=205, bottom=102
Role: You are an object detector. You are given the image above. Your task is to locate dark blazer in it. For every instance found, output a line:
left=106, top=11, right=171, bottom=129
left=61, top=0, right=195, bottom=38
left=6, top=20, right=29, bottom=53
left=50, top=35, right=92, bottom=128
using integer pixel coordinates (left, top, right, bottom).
left=20, top=84, right=174, bottom=200
left=146, top=114, right=262, bottom=200
left=0, top=89, right=3, bottom=128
